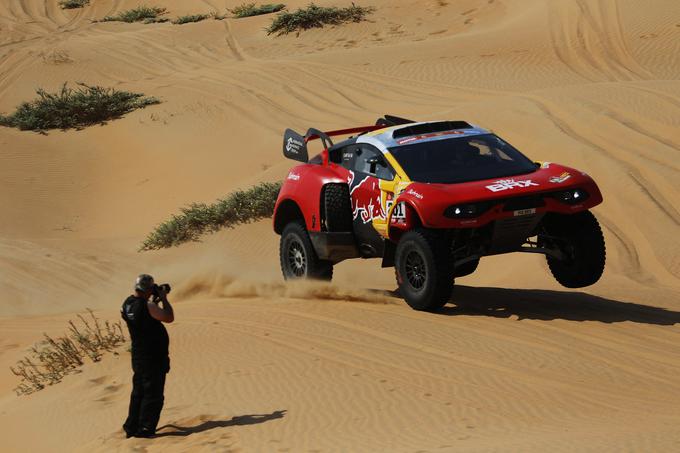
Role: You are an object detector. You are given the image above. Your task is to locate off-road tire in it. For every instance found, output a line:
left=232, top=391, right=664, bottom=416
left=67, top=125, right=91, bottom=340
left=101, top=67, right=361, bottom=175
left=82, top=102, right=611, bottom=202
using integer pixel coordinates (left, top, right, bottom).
left=454, top=258, right=480, bottom=278
left=395, top=229, right=454, bottom=311
left=542, top=211, right=606, bottom=288
left=323, top=184, right=352, bottom=232
left=280, top=221, right=333, bottom=281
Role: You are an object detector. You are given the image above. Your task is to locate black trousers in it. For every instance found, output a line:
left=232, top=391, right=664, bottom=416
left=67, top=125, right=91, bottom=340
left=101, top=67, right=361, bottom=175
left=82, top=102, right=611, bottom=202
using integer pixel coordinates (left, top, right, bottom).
left=123, top=367, right=167, bottom=435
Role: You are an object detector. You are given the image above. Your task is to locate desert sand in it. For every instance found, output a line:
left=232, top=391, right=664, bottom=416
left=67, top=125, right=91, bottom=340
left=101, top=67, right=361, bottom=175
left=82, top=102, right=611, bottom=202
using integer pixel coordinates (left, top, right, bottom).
left=1, top=0, right=679, bottom=451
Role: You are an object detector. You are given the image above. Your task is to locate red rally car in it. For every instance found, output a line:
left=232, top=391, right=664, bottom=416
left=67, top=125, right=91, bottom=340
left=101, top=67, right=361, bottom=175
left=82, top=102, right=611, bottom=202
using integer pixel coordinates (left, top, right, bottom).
left=273, top=116, right=606, bottom=311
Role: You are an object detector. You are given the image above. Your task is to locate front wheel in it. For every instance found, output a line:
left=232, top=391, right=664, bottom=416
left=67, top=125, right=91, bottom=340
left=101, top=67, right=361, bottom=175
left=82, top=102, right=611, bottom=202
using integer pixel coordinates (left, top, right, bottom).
left=541, top=211, right=606, bottom=288
left=395, top=229, right=454, bottom=311
left=280, top=222, right=333, bottom=281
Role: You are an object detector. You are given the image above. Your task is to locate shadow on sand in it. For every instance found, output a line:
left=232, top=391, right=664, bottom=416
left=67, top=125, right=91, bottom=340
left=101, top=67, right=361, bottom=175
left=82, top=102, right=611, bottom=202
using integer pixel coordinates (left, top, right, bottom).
left=381, top=286, right=680, bottom=325
left=155, top=410, right=286, bottom=438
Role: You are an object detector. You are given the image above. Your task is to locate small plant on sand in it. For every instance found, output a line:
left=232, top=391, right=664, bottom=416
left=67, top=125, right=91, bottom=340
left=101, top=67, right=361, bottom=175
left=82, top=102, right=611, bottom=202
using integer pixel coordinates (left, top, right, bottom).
left=172, top=13, right=213, bottom=24
left=101, top=6, right=168, bottom=23
left=10, top=310, right=126, bottom=395
left=231, top=3, right=286, bottom=18
left=140, top=181, right=282, bottom=250
left=266, top=3, right=374, bottom=36
left=59, top=0, right=90, bottom=9
left=0, top=83, right=160, bottom=132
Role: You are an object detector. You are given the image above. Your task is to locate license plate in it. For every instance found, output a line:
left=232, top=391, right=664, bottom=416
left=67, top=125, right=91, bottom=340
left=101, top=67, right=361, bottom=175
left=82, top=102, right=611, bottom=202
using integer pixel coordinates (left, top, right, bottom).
left=514, top=208, right=536, bottom=216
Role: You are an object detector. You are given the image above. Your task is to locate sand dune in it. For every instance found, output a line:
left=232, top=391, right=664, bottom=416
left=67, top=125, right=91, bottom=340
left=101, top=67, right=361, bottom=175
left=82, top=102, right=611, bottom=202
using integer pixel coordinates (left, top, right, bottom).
left=1, top=0, right=679, bottom=451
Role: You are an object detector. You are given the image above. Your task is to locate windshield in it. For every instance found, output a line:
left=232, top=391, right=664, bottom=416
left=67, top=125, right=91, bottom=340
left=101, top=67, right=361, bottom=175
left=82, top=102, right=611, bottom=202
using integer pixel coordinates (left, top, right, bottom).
left=389, top=134, right=537, bottom=184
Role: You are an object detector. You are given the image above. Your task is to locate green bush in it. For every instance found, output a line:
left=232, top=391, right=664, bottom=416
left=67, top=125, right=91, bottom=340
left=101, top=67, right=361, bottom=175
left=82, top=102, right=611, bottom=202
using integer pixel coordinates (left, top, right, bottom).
left=10, top=310, right=126, bottom=395
left=59, top=0, right=89, bottom=9
left=101, top=6, right=168, bottom=23
left=140, top=181, right=283, bottom=250
left=0, top=83, right=160, bottom=132
left=266, top=3, right=374, bottom=36
left=231, top=3, right=286, bottom=18
left=172, top=13, right=212, bottom=24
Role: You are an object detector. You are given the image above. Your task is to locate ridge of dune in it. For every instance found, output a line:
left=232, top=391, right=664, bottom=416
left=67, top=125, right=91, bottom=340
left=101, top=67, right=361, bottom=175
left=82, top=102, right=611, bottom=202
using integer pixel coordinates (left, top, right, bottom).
left=1, top=0, right=679, bottom=451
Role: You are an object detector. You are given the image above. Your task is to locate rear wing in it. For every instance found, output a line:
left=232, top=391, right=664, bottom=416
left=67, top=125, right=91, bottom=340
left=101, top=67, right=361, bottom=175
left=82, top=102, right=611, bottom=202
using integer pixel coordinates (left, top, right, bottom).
left=282, top=115, right=415, bottom=163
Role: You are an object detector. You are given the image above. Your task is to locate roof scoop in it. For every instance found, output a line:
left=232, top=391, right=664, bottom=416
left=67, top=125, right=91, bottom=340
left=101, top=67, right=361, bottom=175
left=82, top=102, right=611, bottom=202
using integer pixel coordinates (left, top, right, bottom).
left=392, top=121, right=473, bottom=139
left=375, top=115, right=416, bottom=127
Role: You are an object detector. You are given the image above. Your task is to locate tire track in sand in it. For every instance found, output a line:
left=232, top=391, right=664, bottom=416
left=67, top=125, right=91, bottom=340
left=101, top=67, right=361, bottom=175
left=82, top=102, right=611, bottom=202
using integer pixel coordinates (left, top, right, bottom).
left=548, top=0, right=654, bottom=82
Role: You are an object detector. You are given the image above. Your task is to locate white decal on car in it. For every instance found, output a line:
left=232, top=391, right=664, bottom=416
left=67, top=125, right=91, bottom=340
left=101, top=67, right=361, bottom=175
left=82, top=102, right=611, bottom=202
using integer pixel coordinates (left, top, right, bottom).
left=286, top=137, right=304, bottom=154
left=406, top=189, right=424, bottom=200
left=287, top=172, right=300, bottom=181
left=486, top=179, right=539, bottom=192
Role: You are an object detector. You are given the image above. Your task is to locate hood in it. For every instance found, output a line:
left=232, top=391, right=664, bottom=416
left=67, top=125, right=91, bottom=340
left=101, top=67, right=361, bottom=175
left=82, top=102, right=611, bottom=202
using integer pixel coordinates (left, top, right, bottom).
left=395, top=163, right=603, bottom=225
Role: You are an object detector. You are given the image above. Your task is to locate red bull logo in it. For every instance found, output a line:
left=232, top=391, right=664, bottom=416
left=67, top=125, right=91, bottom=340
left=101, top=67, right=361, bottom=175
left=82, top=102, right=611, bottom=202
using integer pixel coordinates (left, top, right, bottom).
left=349, top=171, right=387, bottom=224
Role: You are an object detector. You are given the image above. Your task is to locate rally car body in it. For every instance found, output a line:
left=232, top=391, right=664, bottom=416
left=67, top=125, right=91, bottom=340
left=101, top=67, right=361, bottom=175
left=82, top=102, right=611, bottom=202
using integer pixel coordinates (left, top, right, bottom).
left=274, top=116, right=606, bottom=310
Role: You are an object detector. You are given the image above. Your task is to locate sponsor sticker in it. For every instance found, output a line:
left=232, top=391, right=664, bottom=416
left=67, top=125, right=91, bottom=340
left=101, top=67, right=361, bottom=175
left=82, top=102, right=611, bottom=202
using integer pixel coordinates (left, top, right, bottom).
left=286, top=137, right=304, bottom=154
left=287, top=172, right=300, bottom=181
left=406, top=189, right=424, bottom=200
left=541, top=162, right=551, bottom=169
left=350, top=174, right=386, bottom=224
left=396, top=130, right=465, bottom=145
left=387, top=201, right=407, bottom=220
left=486, top=179, right=539, bottom=192
left=549, top=172, right=571, bottom=184
left=514, top=208, right=536, bottom=217
left=397, top=137, right=418, bottom=145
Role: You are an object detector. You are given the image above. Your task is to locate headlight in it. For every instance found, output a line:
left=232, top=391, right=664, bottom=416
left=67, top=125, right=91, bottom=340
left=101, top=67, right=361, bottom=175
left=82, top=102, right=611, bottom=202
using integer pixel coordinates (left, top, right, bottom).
left=444, top=202, right=492, bottom=218
left=552, top=188, right=589, bottom=205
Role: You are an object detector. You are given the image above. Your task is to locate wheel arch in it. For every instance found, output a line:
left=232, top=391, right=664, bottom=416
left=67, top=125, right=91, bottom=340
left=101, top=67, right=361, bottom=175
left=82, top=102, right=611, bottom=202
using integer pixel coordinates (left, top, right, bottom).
left=274, top=199, right=305, bottom=235
left=388, top=201, right=424, bottom=242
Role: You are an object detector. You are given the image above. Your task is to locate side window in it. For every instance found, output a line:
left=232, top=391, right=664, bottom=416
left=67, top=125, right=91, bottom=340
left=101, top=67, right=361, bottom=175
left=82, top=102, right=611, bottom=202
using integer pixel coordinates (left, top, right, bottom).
left=354, top=145, right=395, bottom=180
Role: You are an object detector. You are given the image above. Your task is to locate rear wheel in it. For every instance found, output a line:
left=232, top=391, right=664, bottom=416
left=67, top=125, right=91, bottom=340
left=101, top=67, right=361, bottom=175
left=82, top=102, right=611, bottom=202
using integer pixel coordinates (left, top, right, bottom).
left=324, top=184, right=352, bottom=232
left=395, top=229, right=454, bottom=311
left=541, top=211, right=605, bottom=288
left=280, top=221, right=333, bottom=281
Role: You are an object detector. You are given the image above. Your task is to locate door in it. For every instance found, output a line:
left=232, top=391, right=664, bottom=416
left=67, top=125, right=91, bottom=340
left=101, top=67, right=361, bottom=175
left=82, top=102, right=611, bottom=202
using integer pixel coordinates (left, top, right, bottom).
left=345, top=144, right=396, bottom=257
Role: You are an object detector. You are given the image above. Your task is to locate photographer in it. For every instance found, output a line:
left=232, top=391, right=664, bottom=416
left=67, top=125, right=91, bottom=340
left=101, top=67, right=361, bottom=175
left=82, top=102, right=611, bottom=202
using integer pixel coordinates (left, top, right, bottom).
left=121, top=274, right=174, bottom=439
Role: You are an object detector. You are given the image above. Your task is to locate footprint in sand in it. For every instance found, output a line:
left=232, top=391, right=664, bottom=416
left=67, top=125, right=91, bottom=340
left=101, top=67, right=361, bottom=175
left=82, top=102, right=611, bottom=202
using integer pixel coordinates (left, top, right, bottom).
left=89, top=376, right=108, bottom=385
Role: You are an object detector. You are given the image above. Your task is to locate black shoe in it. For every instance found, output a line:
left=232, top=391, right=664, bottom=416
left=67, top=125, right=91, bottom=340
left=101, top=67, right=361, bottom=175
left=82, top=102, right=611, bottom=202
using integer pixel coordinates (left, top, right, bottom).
left=133, top=429, right=155, bottom=438
left=123, top=425, right=137, bottom=439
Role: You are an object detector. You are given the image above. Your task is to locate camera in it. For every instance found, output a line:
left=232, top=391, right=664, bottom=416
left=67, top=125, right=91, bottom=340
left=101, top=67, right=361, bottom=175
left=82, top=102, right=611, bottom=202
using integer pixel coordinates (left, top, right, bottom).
left=152, top=283, right=171, bottom=299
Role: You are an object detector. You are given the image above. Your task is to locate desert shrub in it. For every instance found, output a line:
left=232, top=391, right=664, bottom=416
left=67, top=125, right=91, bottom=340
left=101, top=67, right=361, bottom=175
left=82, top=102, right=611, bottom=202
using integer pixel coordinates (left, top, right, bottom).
left=140, top=181, right=282, bottom=250
left=10, top=310, right=126, bottom=395
left=101, top=6, right=168, bottom=23
left=266, top=3, right=374, bottom=36
left=59, top=0, right=89, bottom=9
left=231, top=3, right=286, bottom=18
left=0, top=83, right=160, bottom=132
left=173, top=13, right=212, bottom=24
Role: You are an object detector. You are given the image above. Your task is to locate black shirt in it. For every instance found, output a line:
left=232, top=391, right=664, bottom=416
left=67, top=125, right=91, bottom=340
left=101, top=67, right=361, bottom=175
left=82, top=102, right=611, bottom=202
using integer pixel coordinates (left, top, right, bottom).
left=121, top=295, right=170, bottom=373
